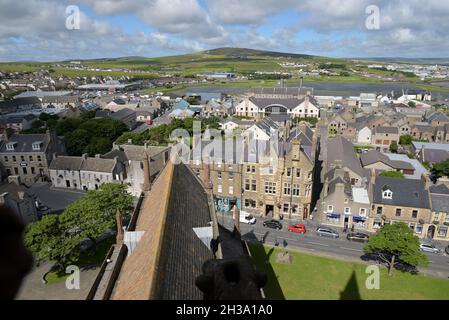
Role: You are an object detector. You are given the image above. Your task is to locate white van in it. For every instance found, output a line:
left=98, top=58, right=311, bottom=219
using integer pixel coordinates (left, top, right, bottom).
left=239, top=211, right=256, bottom=225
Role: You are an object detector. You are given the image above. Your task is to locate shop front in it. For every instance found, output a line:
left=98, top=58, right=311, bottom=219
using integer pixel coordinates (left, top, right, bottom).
left=214, top=196, right=241, bottom=213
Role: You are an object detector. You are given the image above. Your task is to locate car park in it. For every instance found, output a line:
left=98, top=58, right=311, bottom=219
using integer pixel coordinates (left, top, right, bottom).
left=263, top=220, right=283, bottom=230
left=316, top=227, right=339, bottom=238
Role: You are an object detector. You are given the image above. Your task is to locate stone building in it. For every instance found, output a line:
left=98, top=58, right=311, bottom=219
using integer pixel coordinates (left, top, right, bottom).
left=0, top=130, right=66, bottom=186
left=0, top=176, right=38, bottom=225
left=49, top=154, right=126, bottom=191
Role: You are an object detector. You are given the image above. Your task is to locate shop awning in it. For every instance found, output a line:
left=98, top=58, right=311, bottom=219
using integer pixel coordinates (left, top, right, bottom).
left=353, top=216, right=367, bottom=221
left=327, top=213, right=341, bottom=218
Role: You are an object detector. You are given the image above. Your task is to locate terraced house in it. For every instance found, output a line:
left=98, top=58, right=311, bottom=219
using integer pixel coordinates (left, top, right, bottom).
left=0, top=130, right=65, bottom=185
left=368, top=176, right=432, bottom=239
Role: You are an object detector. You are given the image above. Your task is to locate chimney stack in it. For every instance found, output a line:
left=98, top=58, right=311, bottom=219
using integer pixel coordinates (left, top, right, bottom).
left=115, top=209, right=124, bottom=245
left=203, top=157, right=212, bottom=191
left=232, top=205, right=241, bottom=238
left=142, top=153, right=151, bottom=192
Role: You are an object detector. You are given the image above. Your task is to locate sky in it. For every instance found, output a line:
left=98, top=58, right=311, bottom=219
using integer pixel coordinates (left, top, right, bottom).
left=1, top=0, right=449, bottom=61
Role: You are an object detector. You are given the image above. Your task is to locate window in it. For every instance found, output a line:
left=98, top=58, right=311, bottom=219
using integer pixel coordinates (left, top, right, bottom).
left=217, top=172, right=222, bottom=180
left=412, top=210, right=418, bottom=219
left=382, top=190, right=392, bottom=199
left=245, top=179, right=250, bottom=191
left=268, top=166, right=274, bottom=175
left=21, top=156, right=25, bottom=162
left=376, top=206, right=383, bottom=215
left=435, top=212, right=440, bottom=220
left=6, top=142, right=17, bottom=151
left=251, top=180, right=257, bottom=191
left=12, top=156, right=16, bottom=162
left=217, top=184, right=222, bottom=193
left=22, top=167, right=27, bottom=175
left=217, top=161, right=222, bottom=168
left=37, top=155, right=42, bottom=162
left=31, top=167, right=35, bottom=174
left=416, top=225, right=423, bottom=234
left=395, top=208, right=402, bottom=217
left=445, top=214, right=449, bottom=223
left=29, top=156, right=33, bottom=161
left=283, top=203, right=289, bottom=213
left=296, top=168, right=301, bottom=178
left=284, top=183, right=291, bottom=195
left=438, top=227, right=448, bottom=238
left=286, top=168, right=292, bottom=177
left=229, top=172, right=233, bottom=180
left=359, top=208, right=367, bottom=216
left=3, top=156, right=8, bottom=162
left=229, top=186, right=234, bottom=195
left=344, top=207, right=351, bottom=215
left=327, top=205, right=334, bottom=212
left=292, top=184, right=300, bottom=196
left=265, top=182, right=276, bottom=194
left=409, top=223, right=415, bottom=231
left=244, top=199, right=256, bottom=208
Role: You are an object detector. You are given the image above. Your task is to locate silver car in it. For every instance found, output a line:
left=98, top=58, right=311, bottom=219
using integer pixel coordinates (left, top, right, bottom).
left=316, top=227, right=339, bottom=238
left=420, top=243, right=440, bottom=254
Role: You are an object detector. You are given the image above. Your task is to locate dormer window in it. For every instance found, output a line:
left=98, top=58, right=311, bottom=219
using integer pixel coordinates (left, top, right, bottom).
left=382, top=189, right=393, bottom=199
left=6, top=142, right=17, bottom=151
left=32, top=142, right=43, bottom=151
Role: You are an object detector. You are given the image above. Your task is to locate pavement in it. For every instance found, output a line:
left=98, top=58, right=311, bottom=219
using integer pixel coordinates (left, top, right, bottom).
left=217, top=212, right=449, bottom=279
left=15, top=262, right=100, bottom=300
left=29, top=182, right=85, bottom=214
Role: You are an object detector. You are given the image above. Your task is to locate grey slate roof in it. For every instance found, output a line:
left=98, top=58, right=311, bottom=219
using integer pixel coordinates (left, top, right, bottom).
left=373, top=176, right=430, bottom=209
left=157, top=163, right=214, bottom=299
left=423, top=149, right=449, bottom=164
left=374, top=126, right=399, bottom=135
left=249, top=97, right=305, bottom=110
left=361, top=150, right=414, bottom=171
left=327, top=136, right=364, bottom=177
left=80, top=158, right=117, bottom=173
left=49, top=156, right=84, bottom=171
left=0, top=134, right=49, bottom=153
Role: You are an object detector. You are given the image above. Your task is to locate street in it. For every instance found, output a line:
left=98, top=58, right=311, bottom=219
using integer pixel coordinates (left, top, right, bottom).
left=217, top=213, right=449, bottom=278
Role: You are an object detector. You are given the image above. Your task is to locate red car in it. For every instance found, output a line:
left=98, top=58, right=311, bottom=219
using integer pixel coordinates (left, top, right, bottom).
left=288, top=224, right=306, bottom=234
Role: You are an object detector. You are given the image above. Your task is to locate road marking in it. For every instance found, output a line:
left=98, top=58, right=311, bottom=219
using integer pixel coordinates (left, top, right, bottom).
left=306, top=241, right=330, bottom=247
left=340, top=247, right=363, bottom=252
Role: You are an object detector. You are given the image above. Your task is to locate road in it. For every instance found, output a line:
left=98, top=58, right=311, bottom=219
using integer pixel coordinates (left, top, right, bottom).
left=30, top=182, right=85, bottom=214
left=217, top=213, right=449, bottom=278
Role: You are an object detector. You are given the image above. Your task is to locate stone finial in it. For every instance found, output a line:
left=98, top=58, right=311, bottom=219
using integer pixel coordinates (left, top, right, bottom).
left=115, top=209, right=124, bottom=245
left=143, top=153, right=151, bottom=192
left=232, top=205, right=241, bottom=237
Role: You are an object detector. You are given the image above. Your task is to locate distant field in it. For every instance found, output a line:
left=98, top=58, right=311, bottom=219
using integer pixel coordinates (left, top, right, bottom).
left=49, top=68, right=158, bottom=79
left=249, top=244, right=449, bottom=300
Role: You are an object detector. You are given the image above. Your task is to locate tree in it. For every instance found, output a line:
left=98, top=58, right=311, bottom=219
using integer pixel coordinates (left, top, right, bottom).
left=24, top=215, right=81, bottom=269
left=432, top=159, right=449, bottom=178
left=389, top=141, right=399, bottom=153
left=379, top=171, right=405, bottom=179
left=399, top=134, right=412, bottom=145
left=363, top=223, right=428, bottom=276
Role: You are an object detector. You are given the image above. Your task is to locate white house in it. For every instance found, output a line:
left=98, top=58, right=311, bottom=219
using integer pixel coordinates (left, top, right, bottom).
left=357, top=126, right=372, bottom=145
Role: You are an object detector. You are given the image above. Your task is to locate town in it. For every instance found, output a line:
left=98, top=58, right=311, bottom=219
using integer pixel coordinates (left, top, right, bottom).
left=2, top=0, right=449, bottom=305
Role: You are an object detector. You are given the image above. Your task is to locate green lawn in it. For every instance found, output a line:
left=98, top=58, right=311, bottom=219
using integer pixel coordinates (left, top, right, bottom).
left=44, top=237, right=114, bottom=284
left=249, top=244, right=449, bottom=300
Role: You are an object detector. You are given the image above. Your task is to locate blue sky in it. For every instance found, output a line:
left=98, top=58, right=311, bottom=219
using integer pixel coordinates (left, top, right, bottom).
left=1, top=0, right=449, bottom=61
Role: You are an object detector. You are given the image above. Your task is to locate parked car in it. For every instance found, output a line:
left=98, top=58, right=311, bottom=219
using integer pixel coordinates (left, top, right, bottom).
left=239, top=212, right=256, bottom=225
left=446, top=245, right=449, bottom=255
left=263, top=220, right=283, bottom=230
left=346, top=232, right=369, bottom=243
left=316, top=227, right=339, bottom=238
left=419, top=243, right=440, bottom=254
left=288, top=224, right=306, bottom=234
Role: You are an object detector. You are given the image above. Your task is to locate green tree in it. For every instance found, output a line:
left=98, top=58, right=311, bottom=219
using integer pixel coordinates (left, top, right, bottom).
left=399, top=134, right=412, bottom=145
left=432, top=159, right=449, bottom=178
left=389, top=141, right=399, bottom=153
left=379, top=171, right=405, bottom=179
left=408, top=101, right=416, bottom=108
left=24, top=215, right=81, bottom=269
left=363, top=223, right=428, bottom=276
